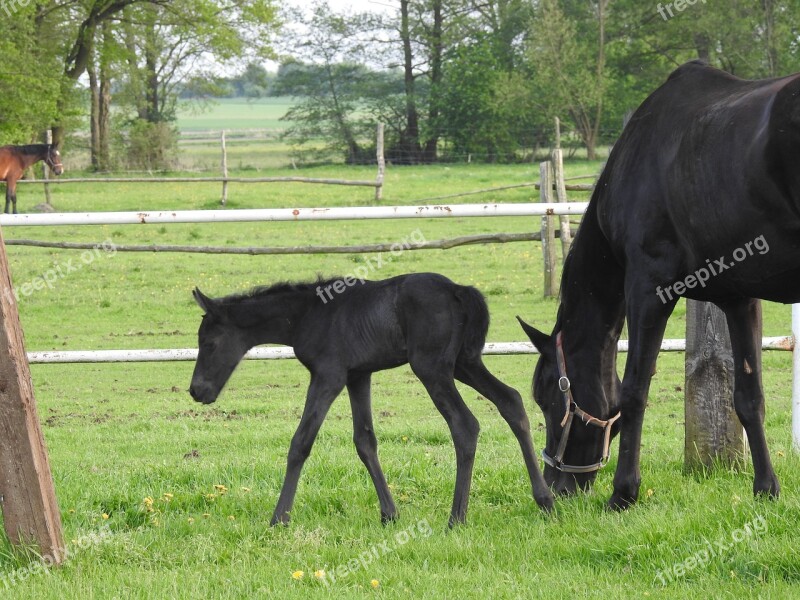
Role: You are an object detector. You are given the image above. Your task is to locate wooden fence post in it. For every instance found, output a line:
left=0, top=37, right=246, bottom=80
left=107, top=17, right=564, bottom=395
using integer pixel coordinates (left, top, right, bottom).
left=0, top=227, right=64, bottom=562
left=220, top=131, right=228, bottom=206
left=551, top=147, right=572, bottom=261
left=375, top=123, right=385, bottom=202
left=685, top=299, right=748, bottom=469
left=539, top=161, right=557, bottom=298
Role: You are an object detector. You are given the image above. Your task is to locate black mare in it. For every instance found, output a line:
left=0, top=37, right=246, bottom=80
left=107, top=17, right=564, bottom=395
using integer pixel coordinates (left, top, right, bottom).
left=519, top=60, right=800, bottom=508
left=189, top=273, right=553, bottom=526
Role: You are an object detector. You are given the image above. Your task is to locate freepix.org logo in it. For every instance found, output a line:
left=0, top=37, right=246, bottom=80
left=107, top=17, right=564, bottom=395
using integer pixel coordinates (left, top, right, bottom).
left=655, top=234, right=769, bottom=304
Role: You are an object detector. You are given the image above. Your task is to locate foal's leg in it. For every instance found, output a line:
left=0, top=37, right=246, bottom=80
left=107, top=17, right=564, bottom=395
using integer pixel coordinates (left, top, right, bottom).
left=455, top=358, right=554, bottom=512
left=271, top=371, right=346, bottom=526
left=609, top=285, right=675, bottom=510
left=347, top=371, right=398, bottom=523
left=719, top=298, right=779, bottom=498
left=410, top=359, right=480, bottom=527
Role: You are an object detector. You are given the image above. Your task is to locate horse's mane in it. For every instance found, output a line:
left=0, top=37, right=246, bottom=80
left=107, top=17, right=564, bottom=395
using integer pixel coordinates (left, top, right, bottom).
left=12, top=144, right=50, bottom=156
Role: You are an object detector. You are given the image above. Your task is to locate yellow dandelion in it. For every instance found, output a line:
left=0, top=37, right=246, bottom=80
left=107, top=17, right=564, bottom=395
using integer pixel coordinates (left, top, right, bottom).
left=371, top=579, right=380, bottom=589
left=205, top=493, right=217, bottom=501
left=401, top=436, right=408, bottom=442
left=187, top=517, right=195, bottom=524
left=202, top=513, right=211, bottom=518
left=228, top=515, right=235, bottom=521
left=292, top=570, right=304, bottom=580
left=314, top=570, right=326, bottom=580
left=68, top=508, right=75, bottom=514
left=241, top=487, right=251, bottom=493
left=143, top=497, right=154, bottom=507
left=102, top=513, right=110, bottom=520
left=214, top=484, right=228, bottom=494
left=646, top=488, right=654, bottom=498
left=777, top=451, right=785, bottom=457
left=163, top=493, right=174, bottom=501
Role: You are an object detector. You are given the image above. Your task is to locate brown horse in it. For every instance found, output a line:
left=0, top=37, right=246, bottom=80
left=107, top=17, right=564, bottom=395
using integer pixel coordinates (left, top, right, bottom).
left=0, top=144, right=64, bottom=214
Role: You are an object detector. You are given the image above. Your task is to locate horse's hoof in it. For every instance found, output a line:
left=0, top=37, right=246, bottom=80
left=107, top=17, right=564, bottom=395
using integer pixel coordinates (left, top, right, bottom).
left=535, top=491, right=555, bottom=513
left=754, top=477, right=780, bottom=500
left=607, top=491, right=637, bottom=511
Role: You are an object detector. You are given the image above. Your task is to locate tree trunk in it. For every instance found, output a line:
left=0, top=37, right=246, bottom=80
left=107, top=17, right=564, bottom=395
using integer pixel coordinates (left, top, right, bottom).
left=88, top=52, right=101, bottom=170
left=422, top=0, right=443, bottom=163
left=400, top=0, right=421, bottom=164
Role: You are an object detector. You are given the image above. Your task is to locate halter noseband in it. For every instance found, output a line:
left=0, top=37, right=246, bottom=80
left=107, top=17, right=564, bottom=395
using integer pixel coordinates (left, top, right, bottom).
left=45, top=147, right=62, bottom=171
left=541, top=331, right=621, bottom=474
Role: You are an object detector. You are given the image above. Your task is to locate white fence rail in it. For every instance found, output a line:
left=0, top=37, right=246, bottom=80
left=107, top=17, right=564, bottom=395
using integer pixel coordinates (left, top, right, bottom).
left=27, top=337, right=794, bottom=364
left=0, top=203, right=590, bottom=227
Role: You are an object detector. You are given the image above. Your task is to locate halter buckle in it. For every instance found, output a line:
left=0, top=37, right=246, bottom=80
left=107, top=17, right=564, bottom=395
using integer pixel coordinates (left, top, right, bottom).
left=558, top=376, right=570, bottom=393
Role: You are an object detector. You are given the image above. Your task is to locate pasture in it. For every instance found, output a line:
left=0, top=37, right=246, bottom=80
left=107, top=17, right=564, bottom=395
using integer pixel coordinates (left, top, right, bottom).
left=0, top=160, right=798, bottom=598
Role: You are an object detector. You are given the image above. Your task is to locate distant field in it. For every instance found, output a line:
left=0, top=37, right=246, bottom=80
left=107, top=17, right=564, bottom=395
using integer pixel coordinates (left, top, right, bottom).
left=176, top=97, right=296, bottom=132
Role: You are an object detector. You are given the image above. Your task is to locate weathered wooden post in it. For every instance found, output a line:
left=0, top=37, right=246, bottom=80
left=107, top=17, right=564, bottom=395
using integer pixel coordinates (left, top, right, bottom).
left=552, top=117, right=572, bottom=261
left=684, top=300, right=748, bottom=469
left=220, top=131, right=228, bottom=206
left=0, top=226, right=64, bottom=562
left=375, top=123, right=385, bottom=202
left=539, top=161, right=557, bottom=298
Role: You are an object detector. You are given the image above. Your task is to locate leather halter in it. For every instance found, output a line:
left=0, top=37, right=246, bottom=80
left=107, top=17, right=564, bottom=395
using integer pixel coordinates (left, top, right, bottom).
left=45, top=148, right=62, bottom=171
left=541, top=331, right=621, bottom=474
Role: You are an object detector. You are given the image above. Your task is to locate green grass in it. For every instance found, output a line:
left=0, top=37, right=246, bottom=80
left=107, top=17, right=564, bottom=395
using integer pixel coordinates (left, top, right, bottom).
left=0, top=159, right=798, bottom=599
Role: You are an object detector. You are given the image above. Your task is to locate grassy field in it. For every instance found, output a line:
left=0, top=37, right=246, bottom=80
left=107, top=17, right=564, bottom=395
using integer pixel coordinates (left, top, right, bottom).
left=176, top=98, right=295, bottom=132
left=0, top=158, right=798, bottom=599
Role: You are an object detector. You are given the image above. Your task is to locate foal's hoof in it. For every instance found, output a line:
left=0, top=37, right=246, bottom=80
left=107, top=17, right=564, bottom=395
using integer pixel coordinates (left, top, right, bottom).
left=606, top=491, right=637, bottom=512
left=381, top=511, right=399, bottom=525
left=270, top=513, right=291, bottom=527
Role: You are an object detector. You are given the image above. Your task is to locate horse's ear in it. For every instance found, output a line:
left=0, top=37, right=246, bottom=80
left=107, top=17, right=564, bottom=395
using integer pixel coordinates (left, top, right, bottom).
left=516, top=316, right=552, bottom=354
left=193, top=288, right=217, bottom=315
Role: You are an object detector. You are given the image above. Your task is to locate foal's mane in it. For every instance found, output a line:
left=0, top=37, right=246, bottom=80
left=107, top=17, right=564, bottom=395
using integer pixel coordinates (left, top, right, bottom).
left=219, top=276, right=344, bottom=304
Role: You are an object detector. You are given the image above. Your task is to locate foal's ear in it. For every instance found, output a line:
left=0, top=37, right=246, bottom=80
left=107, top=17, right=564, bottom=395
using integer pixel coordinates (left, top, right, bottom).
left=516, top=316, right=552, bottom=354
left=193, top=288, right=217, bottom=315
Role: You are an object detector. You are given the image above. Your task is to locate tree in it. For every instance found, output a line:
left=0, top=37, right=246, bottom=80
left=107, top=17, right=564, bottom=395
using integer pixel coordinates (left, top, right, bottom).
left=527, top=0, right=609, bottom=160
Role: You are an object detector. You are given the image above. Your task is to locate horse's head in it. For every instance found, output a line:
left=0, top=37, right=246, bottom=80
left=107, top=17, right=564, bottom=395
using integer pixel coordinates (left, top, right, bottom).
left=518, top=317, right=621, bottom=496
left=46, top=145, right=63, bottom=176
left=189, top=288, right=251, bottom=405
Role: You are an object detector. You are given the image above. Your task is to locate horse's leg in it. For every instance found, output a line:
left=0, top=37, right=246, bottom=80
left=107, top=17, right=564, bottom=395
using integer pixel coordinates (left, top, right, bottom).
left=271, top=371, right=346, bottom=525
left=8, top=178, right=16, bottom=214
left=609, top=285, right=676, bottom=511
left=455, top=357, right=554, bottom=512
left=4, top=180, right=11, bottom=214
left=718, top=298, right=779, bottom=498
left=410, top=357, right=480, bottom=526
left=346, top=371, right=398, bottom=523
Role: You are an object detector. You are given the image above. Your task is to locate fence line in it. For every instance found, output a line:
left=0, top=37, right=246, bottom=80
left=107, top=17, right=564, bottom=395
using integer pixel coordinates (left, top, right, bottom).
left=0, top=203, right=589, bottom=227
left=5, top=231, right=580, bottom=255
left=26, top=337, right=795, bottom=364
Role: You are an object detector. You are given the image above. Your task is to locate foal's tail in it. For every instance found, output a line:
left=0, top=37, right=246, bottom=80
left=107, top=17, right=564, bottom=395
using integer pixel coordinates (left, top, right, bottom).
left=455, top=286, right=490, bottom=360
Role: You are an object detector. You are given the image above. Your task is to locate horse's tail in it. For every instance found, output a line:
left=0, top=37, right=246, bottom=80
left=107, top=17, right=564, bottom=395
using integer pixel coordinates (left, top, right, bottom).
left=456, top=285, right=490, bottom=360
